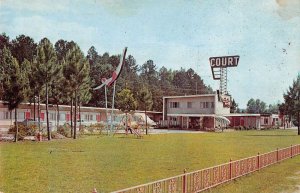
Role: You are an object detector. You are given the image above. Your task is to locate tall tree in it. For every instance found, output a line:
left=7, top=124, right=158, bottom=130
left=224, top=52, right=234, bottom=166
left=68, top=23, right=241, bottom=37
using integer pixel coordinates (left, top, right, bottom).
left=140, top=60, right=161, bottom=111
left=0, top=33, right=11, bottom=51
left=87, top=46, right=103, bottom=107
left=158, top=66, right=175, bottom=95
left=0, top=47, right=28, bottom=142
left=267, top=103, right=279, bottom=114
left=0, top=34, right=11, bottom=99
left=246, top=98, right=267, bottom=113
left=230, top=99, right=238, bottom=113
left=10, top=35, right=38, bottom=120
left=281, top=75, right=300, bottom=134
left=138, top=86, right=153, bottom=135
left=49, top=69, right=65, bottom=129
left=11, top=34, right=37, bottom=64
left=63, top=43, right=90, bottom=139
left=36, top=38, right=59, bottom=140
left=172, top=68, right=191, bottom=95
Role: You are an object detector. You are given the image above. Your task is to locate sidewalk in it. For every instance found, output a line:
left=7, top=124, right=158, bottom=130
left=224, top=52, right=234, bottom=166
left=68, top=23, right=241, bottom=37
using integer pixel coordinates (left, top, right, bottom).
left=150, top=129, right=205, bottom=134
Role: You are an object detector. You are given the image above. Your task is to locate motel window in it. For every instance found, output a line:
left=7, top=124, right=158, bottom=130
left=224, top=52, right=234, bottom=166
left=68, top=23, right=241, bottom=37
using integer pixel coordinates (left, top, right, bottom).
left=205, top=102, right=209, bottom=108
left=18, top=112, right=25, bottom=120
left=90, top=115, right=94, bottom=121
left=49, top=113, right=55, bottom=120
left=200, top=102, right=204, bottom=108
left=169, top=102, right=180, bottom=108
left=4, top=112, right=10, bottom=119
left=59, top=113, right=65, bottom=121
left=0, top=112, right=10, bottom=120
left=170, top=117, right=177, bottom=121
left=200, top=102, right=211, bottom=108
left=85, top=114, right=89, bottom=120
left=187, top=102, right=192, bottom=108
left=200, top=102, right=209, bottom=108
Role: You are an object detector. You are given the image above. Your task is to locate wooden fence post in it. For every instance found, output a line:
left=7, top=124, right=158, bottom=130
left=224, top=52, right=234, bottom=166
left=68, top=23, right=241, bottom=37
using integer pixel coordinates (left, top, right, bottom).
left=257, top=152, right=260, bottom=170
left=183, top=169, right=187, bottom=193
left=229, top=159, right=232, bottom=180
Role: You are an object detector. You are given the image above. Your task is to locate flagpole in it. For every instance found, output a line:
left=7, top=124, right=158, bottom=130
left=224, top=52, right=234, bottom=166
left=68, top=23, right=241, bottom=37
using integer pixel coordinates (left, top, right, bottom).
left=110, top=81, right=117, bottom=135
left=105, top=85, right=109, bottom=135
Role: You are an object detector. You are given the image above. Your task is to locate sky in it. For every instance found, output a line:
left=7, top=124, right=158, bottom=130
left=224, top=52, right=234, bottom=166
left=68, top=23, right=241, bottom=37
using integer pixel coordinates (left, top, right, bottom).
left=0, top=0, right=300, bottom=108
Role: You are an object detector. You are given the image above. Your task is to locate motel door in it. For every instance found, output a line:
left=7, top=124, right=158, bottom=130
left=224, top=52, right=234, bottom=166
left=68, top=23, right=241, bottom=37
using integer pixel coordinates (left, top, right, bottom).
left=66, top=114, right=70, bottom=122
left=96, top=114, right=101, bottom=122
left=40, top=112, right=45, bottom=121
left=25, top=112, right=31, bottom=119
left=241, top=118, right=245, bottom=126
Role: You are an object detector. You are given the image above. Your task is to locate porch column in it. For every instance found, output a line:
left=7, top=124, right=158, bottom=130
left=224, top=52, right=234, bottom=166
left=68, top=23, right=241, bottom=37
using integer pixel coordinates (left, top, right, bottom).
left=186, top=116, right=189, bottom=130
left=181, top=116, right=183, bottom=129
left=213, top=116, right=216, bottom=129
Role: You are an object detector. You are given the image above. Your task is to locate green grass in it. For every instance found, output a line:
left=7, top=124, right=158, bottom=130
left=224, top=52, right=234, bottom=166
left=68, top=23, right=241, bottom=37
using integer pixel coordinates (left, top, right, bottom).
left=0, top=129, right=300, bottom=193
left=208, top=156, right=300, bottom=193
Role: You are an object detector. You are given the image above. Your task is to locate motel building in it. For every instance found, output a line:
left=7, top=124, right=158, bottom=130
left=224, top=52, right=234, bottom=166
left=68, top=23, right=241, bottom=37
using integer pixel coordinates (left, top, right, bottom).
left=0, top=101, right=111, bottom=132
left=162, top=92, right=261, bottom=131
left=0, top=101, right=162, bottom=133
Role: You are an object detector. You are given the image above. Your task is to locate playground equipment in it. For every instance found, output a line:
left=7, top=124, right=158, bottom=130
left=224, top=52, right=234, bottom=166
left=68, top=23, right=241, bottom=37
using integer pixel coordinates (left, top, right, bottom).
left=111, top=113, right=156, bottom=137
left=93, top=47, right=127, bottom=135
left=113, top=113, right=143, bottom=138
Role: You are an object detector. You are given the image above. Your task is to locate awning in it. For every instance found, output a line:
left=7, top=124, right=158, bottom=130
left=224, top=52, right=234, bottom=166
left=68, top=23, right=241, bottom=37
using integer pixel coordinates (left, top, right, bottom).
left=215, top=116, right=230, bottom=126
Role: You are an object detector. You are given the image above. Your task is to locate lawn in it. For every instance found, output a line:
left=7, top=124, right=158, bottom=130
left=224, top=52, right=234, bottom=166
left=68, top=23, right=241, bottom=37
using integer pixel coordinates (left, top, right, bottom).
left=0, top=129, right=300, bottom=193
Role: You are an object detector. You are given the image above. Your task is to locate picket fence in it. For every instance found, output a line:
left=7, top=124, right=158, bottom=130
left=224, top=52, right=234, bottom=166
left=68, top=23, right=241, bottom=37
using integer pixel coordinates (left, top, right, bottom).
left=112, top=144, right=300, bottom=193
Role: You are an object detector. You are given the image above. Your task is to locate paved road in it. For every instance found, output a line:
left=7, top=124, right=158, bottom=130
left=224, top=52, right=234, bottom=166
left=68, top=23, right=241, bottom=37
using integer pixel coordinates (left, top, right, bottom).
left=150, top=129, right=205, bottom=134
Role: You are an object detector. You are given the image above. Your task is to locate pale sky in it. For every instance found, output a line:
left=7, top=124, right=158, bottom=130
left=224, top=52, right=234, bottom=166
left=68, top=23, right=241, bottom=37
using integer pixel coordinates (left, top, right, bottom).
left=1, top=0, right=300, bottom=108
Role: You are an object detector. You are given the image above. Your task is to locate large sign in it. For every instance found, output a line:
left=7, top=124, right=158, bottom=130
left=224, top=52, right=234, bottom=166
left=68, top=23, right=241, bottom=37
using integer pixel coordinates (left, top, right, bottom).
left=209, top=55, right=239, bottom=68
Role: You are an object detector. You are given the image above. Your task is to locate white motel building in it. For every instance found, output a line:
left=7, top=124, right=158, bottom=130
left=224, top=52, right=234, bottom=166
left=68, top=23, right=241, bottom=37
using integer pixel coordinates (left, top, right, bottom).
left=162, top=92, right=262, bottom=131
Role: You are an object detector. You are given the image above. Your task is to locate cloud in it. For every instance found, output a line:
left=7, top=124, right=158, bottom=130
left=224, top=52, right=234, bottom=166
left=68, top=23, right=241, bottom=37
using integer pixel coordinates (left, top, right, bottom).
left=276, top=0, right=300, bottom=19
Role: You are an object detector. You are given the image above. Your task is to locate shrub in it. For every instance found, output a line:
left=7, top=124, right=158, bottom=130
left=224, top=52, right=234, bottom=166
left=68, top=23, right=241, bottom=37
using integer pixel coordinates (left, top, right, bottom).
left=8, top=124, right=38, bottom=140
left=57, top=123, right=71, bottom=137
left=85, top=123, right=105, bottom=134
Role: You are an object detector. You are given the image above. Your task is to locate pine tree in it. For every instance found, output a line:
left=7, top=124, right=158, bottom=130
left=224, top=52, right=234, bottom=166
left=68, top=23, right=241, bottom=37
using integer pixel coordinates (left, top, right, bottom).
left=63, top=43, right=90, bottom=139
left=138, top=86, right=153, bottom=135
left=282, top=75, right=300, bottom=134
left=36, top=38, right=59, bottom=140
left=0, top=46, right=27, bottom=142
left=230, top=99, right=238, bottom=113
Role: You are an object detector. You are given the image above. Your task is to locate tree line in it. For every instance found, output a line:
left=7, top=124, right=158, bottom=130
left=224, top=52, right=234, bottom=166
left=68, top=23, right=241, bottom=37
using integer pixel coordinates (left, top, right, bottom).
left=0, top=33, right=213, bottom=141
left=279, top=74, right=300, bottom=134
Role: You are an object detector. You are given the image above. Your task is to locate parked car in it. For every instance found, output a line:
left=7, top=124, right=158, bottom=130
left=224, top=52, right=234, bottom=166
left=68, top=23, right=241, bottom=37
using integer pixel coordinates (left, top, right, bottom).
left=293, top=120, right=299, bottom=127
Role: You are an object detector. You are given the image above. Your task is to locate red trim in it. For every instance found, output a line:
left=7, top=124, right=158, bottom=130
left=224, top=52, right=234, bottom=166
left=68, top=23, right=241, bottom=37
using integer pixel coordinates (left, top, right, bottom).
left=25, top=112, right=31, bottom=119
